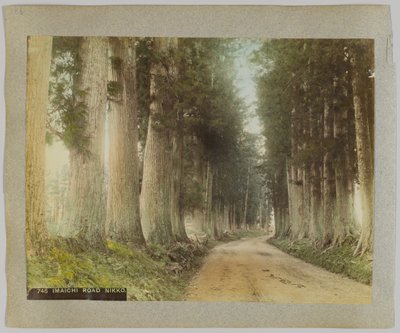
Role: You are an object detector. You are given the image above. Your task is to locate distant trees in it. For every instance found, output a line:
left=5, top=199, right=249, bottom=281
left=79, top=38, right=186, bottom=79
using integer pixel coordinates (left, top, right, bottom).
left=255, top=39, right=374, bottom=254
left=139, top=38, right=264, bottom=243
left=33, top=36, right=263, bottom=253
left=27, top=36, right=372, bottom=258
left=175, top=39, right=263, bottom=238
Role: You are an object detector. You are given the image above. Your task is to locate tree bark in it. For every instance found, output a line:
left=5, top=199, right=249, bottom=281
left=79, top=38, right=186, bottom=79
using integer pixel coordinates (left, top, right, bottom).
left=309, top=104, right=323, bottom=242
left=170, top=115, right=189, bottom=241
left=300, top=106, right=310, bottom=239
left=26, top=36, right=53, bottom=255
left=170, top=40, right=189, bottom=241
left=140, top=38, right=177, bottom=245
left=204, top=160, right=214, bottom=237
left=301, top=165, right=310, bottom=239
left=242, top=165, right=251, bottom=230
left=106, top=37, right=145, bottom=246
left=310, top=160, right=323, bottom=242
left=223, top=204, right=229, bottom=232
left=62, top=37, right=108, bottom=247
left=322, top=96, right=335, bottom=246
left=333, top=78, right=355, bottom=245
left=351, top=55, right=374, bottom=255
left=287, top=107, right=303, bottom=240
left=191, top=136, right=206, bottom=233
left=273, top=168, right=290, bottom=238
left=259, top=192, right=264, bottom=229
left=265, top=199, right=272, bottom=232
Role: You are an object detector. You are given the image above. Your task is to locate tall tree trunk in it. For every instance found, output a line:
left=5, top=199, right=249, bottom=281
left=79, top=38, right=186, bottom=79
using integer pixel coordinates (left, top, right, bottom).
left=170, top=114, right=189, bottom=241
left=204, top=160, right=214, bottom=236
left=26, top=36, right=53, bottom=255
left=301, top=165, right=310, bottom=239
left=300, top=107, right=310, bottom=239
left=322, top=96, right=335, bottom=246
left=309, top=104, right=323, bottom=243
left=287, top=107, right=303, bottom=240
left=223, top=204, right=229, bottom=232
left=265, top=199, right=272, bottom=232
left=242, top=165, right=250, bottom=229
left=215, top=178, right=225, bottom=236
left=259, top=192, right=264, bottom=229
left=140, top=38, right=176, bottom=245
left=106, top=37, right=145, bottom=246
left=310, top=160, right=323, bottom=242
left=333, top=78, right=355, bottom=245
left=351, top=55, right=374, bottom=255
left=231, top=202, right=237, bottom=231
left=168, top=39, right=188, bottom=242
left=273, top=168, right=290, bottom=238
left=62, top=37, right=108, bottom=247
left=191, top=136, right=205, bottom=233
left=211, top=176, right=221, bottom=239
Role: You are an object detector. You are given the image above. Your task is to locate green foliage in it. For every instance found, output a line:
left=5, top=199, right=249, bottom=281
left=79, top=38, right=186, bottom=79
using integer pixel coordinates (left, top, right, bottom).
left=47, top=37, right=90, bottom=155
left=134, top=37, right=264, bottom=226
left=176, top=38, right=244, bottom=156
left=29, top=233, right=271, bottom=301
left=269, top=238, right=372, bottom=285
left=181, top=177, right=204, bottom=212
left=136, top=38, right=153, bottom=150
left=27, top=239, right=208, bottom=301
left=176, top=38, right=266, bottom=226
left=109, top=56, right=122, bottom=71
left=253, top=39, right=373, bottom=233
left=107, top=81, right=123, bottom=100
left=45, top=131, right=54, bottom=145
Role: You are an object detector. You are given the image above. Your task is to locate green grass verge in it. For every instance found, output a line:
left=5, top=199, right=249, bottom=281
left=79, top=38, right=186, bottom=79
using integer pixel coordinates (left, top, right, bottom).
left=27, top=230, right=265, bottom=301
left=27, top=239, right=206, bottom=301
left=268, top=238, right=372, bottom=285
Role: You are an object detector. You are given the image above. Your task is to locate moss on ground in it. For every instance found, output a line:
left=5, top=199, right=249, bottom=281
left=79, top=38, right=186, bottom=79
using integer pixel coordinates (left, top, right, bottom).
left=27, top=230, right=265, bottom=301
left=268, top=238, right=372, bottom=285
left=27, top=239, right=206, bottom=301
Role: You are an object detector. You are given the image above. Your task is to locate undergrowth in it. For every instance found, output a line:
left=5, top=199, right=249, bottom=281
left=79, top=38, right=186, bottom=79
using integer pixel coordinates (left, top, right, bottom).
left=27, top=230, right=266, bottom=301
left=268, top=238, right=372, bottom=285
left=27, top=239, right=206, bottom=301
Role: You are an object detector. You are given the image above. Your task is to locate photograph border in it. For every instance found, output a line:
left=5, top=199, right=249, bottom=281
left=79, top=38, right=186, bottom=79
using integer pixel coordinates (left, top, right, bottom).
left=4, top=5, right=395, bottom=328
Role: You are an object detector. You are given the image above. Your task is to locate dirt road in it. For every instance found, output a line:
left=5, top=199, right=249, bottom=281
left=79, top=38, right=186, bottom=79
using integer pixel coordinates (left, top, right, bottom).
left=185, top=236, right=371, bottom=303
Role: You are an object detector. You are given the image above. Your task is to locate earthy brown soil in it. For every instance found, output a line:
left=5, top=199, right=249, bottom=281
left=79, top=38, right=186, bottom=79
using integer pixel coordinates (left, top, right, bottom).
left=185, top=236, right=371, bottom=303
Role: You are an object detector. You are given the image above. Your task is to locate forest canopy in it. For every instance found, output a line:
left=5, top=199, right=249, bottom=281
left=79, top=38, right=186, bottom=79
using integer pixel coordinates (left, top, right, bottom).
left=26, top=37, right=374, bottom=271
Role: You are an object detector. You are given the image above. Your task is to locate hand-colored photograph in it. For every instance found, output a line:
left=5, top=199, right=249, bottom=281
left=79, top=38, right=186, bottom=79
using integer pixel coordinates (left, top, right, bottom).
left=26, top=36, right=374, bottom=303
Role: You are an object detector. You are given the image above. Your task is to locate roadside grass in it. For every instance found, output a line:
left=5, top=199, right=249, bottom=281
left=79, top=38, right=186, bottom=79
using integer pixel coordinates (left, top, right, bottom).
left=268, top=238, right=372, bottom=285
left=27, top=239, right=206, bottom=301
left=27, top=229, right=265, bottom=301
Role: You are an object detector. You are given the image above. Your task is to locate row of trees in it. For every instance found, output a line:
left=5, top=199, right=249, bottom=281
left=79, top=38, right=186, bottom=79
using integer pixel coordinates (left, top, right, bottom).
left=255, top=39, right=374, bottom=255
left=26, top=36, right=267, bottom=255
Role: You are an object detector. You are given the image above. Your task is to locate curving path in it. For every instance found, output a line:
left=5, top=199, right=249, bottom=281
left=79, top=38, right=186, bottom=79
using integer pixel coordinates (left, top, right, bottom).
left=185, top=236, right=371, bottom=303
